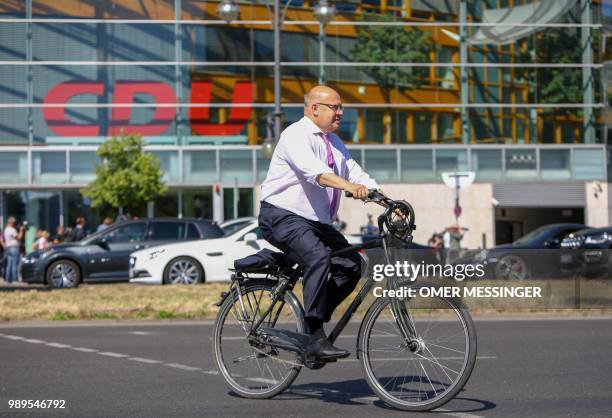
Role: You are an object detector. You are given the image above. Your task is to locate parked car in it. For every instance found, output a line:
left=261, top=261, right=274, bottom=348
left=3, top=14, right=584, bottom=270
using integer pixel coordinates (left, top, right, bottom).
left=454, top=223, right=587, bottom=280
left=130, top=218, right=372, bottom=285
left=20, top=218, right=223, bottom=288
left=219, top=217, right=257, bottom=236
left=560, top=227, right=612, bottom=278
left=129, top=219, right=278, bottom=284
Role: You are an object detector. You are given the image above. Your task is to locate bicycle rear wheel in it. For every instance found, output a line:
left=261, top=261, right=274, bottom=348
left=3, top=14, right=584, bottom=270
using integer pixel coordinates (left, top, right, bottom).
left=213, top=280, right=305, bottom=399
left=359, top=282, right=477, bottom=411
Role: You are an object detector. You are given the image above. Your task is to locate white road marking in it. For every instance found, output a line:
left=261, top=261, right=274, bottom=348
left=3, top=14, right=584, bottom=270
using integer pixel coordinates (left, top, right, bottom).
left=3, top=334, right=25, bottom=340
left=72, top=347, right=98, bottom=353
left=1, top=333, right=209, bottom=376
left=129, top=357, right=162, bottom=364
left=164, top=363, right=202, bottom=371
left=128, top=331, right=154, bottom=336
left=46, top=342, right=72, bottom=348
left=437, top=408, right=484, bottom=418
left=99, top=351, right=129, bottom=358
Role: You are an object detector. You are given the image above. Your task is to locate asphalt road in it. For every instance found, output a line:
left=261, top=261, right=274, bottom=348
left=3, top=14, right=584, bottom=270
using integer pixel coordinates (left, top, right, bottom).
left=1, top=318, right=611, bottom=418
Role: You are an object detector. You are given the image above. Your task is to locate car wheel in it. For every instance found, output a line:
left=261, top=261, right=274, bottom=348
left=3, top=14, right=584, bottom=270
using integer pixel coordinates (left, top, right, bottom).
left=495, top=254, right=529, bottom=280
left=163, top=257, right=204, bottom=285
left=46, top=260, right=81, bottom=288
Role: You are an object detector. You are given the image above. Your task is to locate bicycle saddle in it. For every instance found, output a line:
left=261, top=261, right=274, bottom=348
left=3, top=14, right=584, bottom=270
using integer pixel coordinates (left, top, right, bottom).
left=233, top=249, right=293, bottom=273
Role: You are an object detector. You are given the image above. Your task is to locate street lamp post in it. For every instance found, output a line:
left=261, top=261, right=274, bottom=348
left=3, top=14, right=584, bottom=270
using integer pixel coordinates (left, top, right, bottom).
left=313, top=1, right=336, bottom=85
left=274, top=0, right=281, bottom=144
left=261, top=0, right=282, bottom=159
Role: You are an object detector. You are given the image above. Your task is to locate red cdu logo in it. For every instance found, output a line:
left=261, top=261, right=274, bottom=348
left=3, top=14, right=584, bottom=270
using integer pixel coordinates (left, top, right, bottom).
left=43, top=80, right=254, bottom=137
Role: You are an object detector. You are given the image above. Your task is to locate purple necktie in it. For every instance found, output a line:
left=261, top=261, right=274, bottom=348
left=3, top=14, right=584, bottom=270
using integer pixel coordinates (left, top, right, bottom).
left=321, top=133, right=339, bottom=218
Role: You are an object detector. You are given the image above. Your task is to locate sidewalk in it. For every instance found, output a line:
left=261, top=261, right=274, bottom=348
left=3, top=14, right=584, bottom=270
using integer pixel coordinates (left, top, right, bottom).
left=0, top=278, right=31, bottom=288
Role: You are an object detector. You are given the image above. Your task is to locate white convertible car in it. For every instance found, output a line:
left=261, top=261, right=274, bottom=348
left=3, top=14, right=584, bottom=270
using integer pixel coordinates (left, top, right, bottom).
left=129, top=219, right=278, bottom=284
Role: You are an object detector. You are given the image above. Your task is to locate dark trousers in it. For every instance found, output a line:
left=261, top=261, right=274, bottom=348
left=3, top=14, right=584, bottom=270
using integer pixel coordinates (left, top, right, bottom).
left=259, top=201, right=361, bottom=322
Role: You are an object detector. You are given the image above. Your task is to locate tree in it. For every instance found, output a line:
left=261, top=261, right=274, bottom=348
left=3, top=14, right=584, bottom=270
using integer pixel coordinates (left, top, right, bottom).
left=536, top=28, right=584, bottom=115
left=350, top=13, right=431, bottom=142
left=82, top=133, right=167, bottom=217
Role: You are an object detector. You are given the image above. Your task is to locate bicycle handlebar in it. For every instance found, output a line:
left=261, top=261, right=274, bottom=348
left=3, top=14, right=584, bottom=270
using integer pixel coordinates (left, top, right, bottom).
left=344, top=189, right=416, bottom=243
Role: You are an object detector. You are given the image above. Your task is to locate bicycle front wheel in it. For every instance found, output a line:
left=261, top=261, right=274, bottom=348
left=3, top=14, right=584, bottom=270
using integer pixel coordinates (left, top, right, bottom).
left=359, top=282, right=477, bottom=411
left=213, top=280, right=305, bottom=399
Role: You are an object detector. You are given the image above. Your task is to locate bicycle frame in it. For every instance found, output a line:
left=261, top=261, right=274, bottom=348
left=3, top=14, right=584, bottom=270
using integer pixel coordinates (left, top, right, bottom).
left=232, top=233, right=418, bottom=352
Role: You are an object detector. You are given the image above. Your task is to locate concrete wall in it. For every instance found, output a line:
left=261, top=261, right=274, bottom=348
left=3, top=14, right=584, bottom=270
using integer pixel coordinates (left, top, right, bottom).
left=585, top=181, right=611, bottom=227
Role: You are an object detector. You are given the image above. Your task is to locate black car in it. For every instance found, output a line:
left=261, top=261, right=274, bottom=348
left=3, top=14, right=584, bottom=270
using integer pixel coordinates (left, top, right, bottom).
left=455, top=223, right=587, bottom=280
left=365, top=239, right=440, bottom=273
left=21, top=218, right=223, bottom=288
left=560, top=227, right=612, bottom=278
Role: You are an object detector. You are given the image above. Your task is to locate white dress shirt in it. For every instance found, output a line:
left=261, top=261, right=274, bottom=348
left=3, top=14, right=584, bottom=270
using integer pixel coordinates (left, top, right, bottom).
left=3, top=226, right=19, bottom=248
left=261, top=116, right=378, bottom=224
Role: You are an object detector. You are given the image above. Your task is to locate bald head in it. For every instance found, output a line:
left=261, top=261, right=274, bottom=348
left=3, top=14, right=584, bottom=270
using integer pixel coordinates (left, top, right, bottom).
left=304, top=85, right=343, bottom=133
left=304, top=85, right=340, bottom=108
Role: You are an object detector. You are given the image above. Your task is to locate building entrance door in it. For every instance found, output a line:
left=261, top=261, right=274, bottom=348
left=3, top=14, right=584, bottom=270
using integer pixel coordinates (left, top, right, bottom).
left=222, top=187, right=254, bottom=222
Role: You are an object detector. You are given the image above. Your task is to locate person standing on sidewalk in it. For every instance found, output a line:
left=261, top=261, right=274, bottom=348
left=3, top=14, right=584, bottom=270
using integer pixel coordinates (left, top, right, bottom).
left=3, top=217, right=25, bottom=284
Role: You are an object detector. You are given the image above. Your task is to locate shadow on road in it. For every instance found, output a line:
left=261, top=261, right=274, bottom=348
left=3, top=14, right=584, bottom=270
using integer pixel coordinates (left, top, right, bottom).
left=229, top=377, right=496, bottom=414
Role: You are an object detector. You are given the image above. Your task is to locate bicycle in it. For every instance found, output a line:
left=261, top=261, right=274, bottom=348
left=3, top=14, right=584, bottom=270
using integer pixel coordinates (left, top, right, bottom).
left=212, top=190, right=477, bottom=411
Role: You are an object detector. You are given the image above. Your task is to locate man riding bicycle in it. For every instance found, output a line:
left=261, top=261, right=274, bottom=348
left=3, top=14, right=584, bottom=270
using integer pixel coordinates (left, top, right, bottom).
left=259, top=85, right=379, bottom=361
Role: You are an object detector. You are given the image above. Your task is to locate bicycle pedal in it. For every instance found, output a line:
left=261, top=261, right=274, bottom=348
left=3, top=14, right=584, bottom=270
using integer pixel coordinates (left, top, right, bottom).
left=304, top=359, right=327, bottom=370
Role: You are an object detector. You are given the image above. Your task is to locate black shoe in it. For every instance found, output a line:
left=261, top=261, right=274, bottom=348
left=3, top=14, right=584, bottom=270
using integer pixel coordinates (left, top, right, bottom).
left=305, top=329, right=350, bottom=360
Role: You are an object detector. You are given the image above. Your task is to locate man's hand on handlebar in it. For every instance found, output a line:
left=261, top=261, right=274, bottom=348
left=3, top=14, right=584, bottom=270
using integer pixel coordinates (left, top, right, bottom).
left=344, top=183, right=369, bottom=200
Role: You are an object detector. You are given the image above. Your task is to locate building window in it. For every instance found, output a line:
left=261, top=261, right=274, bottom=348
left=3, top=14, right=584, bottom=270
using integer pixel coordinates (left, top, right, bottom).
left=149, top=151, right=180, bottom=183
left=182, top=190, right=213, bottom=219
left=540, top=149, right=571, bottom=180
left=391, top=110, right=407, bottom=143
left=573, top=149, right=604, bottom=180
left=183, top=151, right=216, bottom=184
left=338, top=108, right=358, bottom=143
left=505, top=148, right=537, bottom=179
left=32, top=152, right=66, bottom=184
left=363, top=109, right=384, bottom=143
left=436, top=113, right=456, bottom=142
left=69, top=152, right=99, bottom=184
left=400, top=149, right=434, bottom=182
left=0, top=152, right=28, bottom=184
left=472, top=149, right=502, bottom=181
left=435, top=149, right=468, bottom=179
left=413, top=112, right=432, bottom=143
left=364, top=149, right=398, bottom=182
left=220, top=150, right=253, bottom=185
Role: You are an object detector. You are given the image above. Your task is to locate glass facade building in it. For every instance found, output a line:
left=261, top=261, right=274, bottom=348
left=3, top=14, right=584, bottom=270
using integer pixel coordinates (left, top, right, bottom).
left=0, top=0, right=608, bottom=241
